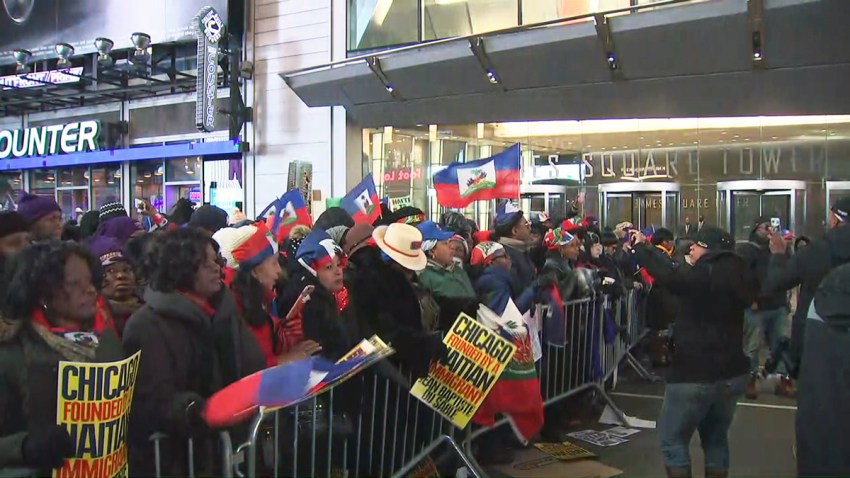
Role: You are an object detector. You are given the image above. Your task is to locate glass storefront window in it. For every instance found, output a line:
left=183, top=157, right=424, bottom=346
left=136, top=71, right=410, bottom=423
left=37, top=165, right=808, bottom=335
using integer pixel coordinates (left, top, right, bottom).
left=166, top=157, right=203, bottom=182
left=91, top=164, right=122, bottom=209
left=132, top=161, right=165, bottom=213
left=30, top=170, right=56, bottom=197
left=58, top=167, right=89, bottom=187
left=424, top=0, right=517, bottom=40
left=348, top=0, right=418, bottom=51
left=0, top=172, right=22, bottom=211
left=57, top=189, right=89, bottom=221
left=366, top=115, right=850, bottom=241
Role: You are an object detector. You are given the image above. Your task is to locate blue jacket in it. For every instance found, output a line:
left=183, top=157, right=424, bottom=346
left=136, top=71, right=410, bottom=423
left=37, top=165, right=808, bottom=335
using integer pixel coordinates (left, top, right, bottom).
left=474, top=266, right=535, bottom=315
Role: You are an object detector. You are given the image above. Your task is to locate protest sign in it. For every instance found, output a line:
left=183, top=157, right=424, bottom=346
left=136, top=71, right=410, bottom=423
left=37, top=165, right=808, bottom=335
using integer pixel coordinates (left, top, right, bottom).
left=55, top=351, right=141, bottom=478
left=411, top=313, right=516, bottom=428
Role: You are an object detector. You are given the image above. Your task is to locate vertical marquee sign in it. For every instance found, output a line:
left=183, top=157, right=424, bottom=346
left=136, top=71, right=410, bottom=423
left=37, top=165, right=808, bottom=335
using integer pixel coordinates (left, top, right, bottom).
left=194, top=6, right=224, bottom=133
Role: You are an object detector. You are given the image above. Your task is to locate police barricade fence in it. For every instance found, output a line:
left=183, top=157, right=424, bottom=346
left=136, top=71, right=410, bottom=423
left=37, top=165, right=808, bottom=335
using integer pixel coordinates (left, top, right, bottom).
left=0, top=290, right=648, bottom=478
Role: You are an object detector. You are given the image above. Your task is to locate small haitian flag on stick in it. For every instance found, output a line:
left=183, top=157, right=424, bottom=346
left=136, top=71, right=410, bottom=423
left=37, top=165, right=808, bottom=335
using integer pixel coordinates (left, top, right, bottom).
left=433, top=144, right=521, bottom=208
left=257, top=189, right=313, bottom=242
left=342, top=174, right=381, bottom=224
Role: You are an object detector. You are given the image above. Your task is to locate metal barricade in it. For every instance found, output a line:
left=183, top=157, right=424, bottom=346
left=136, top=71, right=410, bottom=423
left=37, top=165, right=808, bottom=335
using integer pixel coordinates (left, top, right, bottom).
left=231, top=368, right=482, bottom=478
left=149, top=431, right=236, bottom=478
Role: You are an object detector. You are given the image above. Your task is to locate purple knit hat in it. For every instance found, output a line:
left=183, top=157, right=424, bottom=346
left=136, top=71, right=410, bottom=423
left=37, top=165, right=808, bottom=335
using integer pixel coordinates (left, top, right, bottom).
left=87, top=236, right=128, bottom=266
left=96, top=216, right=143, bottom=245
left=17, top=192, right=61, bottom=224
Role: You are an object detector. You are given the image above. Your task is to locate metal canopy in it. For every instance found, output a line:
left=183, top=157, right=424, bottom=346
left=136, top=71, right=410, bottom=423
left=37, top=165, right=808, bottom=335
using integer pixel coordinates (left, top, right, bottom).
left=0, top=42, right=209, bottom=117
left=282, top=0, right=850, bottom=127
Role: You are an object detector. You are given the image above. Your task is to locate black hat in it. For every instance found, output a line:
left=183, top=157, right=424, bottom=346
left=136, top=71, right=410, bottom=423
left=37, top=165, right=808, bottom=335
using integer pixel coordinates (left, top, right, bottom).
left=693, top=225, right=734, bottom=251
left=0, top=211, right=29, bottom=239
left=314, top=207, right=355, bottom=230
left=99, top=201, right=128, bottom=222
left=601, top=230, right=619, bottom=246
left=831, top=196, right=850, bottom=223
left=752, top=215, right=771, bottom=229
left=189, top=205, right=229, bottom=234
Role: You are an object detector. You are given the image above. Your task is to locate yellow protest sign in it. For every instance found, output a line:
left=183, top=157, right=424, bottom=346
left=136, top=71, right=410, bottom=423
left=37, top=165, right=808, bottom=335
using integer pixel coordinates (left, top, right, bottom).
left=534, top=441, right=596, bottom=461
left=411, top=313, right=516, bottom=428
left=55, top=351, right=141, bottom=478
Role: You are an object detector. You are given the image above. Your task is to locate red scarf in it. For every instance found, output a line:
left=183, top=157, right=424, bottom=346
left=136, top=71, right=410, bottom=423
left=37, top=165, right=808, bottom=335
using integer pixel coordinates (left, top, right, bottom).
left=176, top=291, right=217, bottom=317
left=31, top=300, right=114, bottom=347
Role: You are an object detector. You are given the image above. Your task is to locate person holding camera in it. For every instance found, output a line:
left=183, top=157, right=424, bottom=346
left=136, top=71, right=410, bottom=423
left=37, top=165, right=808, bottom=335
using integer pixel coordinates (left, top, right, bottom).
left=631, top=226, right=757, bottom=478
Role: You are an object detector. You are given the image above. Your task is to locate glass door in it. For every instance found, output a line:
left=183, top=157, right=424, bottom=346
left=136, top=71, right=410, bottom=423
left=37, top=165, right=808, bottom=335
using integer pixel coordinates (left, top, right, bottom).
left=718, top=180, right=806, bottom=242
left=520, top=185, right=573, bottom=219
left=599, top=182, right=680, bottom=230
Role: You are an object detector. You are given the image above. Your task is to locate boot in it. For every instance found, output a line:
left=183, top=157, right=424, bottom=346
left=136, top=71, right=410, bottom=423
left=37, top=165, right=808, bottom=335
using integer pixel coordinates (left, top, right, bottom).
left=775, top=376, right=796, bottom=398
left=705, top=468, right=728, bottom=478
left=745, top=373, right=758, bottom=399
left=665, top=466, right=692, bottom=478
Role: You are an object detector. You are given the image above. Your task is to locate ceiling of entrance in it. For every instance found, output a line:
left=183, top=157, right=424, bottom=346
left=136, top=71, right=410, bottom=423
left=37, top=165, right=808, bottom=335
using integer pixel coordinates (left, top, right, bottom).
left=283, top=0, right=850, bottom=128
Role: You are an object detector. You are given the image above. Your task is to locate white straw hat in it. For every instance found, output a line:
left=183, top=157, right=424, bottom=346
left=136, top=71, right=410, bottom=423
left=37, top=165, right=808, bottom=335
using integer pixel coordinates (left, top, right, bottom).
left=372, top=223, right=427, bottom=271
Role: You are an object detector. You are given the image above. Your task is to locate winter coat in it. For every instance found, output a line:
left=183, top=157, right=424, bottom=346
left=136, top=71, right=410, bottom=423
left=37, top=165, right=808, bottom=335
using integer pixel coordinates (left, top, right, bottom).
left=641, top=246, right=679, bottom=330
left=736, top=236, right=787, bottom=310
left=763, top=225, right=850, bottom=376
left=474, top=266, right=536, bottom=316
left=123, top=288, right=266, bottom=477
left=280, top=271, right=360, bottom=363
left=498, top=237, right=537, bottom=293
left=418, top=260, right=476, bottom=300
left=634, top=244, right=757, bottom=383
left=344, top=247, right=450, bottom=379
left=0, top=316, right=123, bottom=469
left=796, top=264, right=850, bottom=477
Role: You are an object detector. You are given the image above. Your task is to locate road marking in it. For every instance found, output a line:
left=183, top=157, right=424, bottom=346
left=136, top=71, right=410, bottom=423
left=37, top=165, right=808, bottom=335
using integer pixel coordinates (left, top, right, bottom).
left=610, top=392, right=798, bottom=411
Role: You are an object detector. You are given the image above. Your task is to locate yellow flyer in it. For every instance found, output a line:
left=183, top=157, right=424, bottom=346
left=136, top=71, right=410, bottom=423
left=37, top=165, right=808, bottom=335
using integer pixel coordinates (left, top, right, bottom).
left=411, top=313, right=516, bottom=428
left=54, top=351, right=142, bottom=478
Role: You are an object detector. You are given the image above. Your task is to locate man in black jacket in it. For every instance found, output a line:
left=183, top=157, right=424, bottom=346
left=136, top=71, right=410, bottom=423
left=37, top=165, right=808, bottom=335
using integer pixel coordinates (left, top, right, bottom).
left=763, top=196, right=850, bottom=379
left=797, top=264, right=850, bottom=477
left=736, top=216, right=793, bottom=398
left=632, top=226, right=757, bottom=478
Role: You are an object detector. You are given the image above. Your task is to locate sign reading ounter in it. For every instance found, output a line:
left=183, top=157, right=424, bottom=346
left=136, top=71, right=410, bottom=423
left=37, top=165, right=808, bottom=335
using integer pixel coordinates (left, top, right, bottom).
left=0, top=120, right=101, bottom=160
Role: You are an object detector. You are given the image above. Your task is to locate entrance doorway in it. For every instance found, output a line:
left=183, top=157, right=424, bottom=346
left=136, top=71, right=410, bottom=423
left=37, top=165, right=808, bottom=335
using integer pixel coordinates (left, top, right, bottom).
left=520, top=185, right=576, bottom=220
left=599, top=182, right=680, bottom=230
left=717, top=180, right=807, bottom=242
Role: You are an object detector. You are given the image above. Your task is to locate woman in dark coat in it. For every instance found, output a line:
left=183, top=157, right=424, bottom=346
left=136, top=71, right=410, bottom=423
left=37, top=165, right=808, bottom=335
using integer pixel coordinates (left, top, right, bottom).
left=123, top=228, right=265, bottom=477
left=0, top=241, right=123, bottom=473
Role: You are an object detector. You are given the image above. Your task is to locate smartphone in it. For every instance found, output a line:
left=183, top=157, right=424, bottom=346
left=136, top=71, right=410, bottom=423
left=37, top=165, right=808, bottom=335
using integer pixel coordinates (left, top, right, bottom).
left=770, top=217, right=781, bottom=230
left=135, top=199, right=145, bottom=211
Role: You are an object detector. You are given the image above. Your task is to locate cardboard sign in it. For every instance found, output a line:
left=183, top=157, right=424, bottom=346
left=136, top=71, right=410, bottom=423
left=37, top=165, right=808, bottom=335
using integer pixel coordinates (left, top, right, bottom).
left=410, top=313, right=516, bottom=428
left=534, top=442, right=595, bottom=462
left=55, top=352, right=142, bottom=478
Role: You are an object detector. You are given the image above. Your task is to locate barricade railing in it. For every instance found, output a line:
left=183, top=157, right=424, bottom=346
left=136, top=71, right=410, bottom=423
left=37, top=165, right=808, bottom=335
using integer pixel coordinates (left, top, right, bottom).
left=0, top=289, right=652, bottom=478
left=231, top=366, right=482, bottom=478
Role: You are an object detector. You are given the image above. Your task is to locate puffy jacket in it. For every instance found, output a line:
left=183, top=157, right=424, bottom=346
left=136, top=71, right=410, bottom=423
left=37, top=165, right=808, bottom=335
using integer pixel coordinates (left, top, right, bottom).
left=763, top=225, right=850, bottom=376
left=498, top=237, right=537, bottom=293
left=797, top=264, right=850, bottom=477
left=737, top=237, right=787, bottom=310
left=635, top=244, right=757, bottom=383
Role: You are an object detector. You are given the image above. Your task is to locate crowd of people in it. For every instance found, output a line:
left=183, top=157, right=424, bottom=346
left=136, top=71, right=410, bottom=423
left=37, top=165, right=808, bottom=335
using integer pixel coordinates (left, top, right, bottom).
left=0, top=188, right=846, bottom=478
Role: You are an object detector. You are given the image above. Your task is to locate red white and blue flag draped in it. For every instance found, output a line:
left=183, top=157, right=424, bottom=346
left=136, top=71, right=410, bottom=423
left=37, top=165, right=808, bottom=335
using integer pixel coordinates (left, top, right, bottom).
left=433, top=144, right=521, bottom=208
left=258, top=190, right=313, bottom=242
left=342, top=174, right=382, bottom=224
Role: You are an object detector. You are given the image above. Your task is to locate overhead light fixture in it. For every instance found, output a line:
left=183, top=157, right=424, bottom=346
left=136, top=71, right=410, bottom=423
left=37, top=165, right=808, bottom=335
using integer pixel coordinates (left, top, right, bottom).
left=12, top=49, right=31, bottom=74
left=129, top=32, right=151, bottom=65
left=94, top=37, right=114, bottom=65
left=55, top=43, right=74, bottom=69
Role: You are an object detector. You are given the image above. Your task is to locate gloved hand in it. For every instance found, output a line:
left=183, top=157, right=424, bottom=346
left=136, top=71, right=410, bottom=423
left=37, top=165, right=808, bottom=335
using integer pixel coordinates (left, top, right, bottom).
left=171, top=392, right=210, bottom=435
left=22, top=425, right=75, bottom=470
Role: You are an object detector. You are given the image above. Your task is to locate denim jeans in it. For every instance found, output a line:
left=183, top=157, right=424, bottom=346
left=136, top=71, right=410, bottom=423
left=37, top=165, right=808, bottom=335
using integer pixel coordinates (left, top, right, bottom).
left=659, top=375, right=748, bottom=470
left=743, top=307, right=789, bottom=374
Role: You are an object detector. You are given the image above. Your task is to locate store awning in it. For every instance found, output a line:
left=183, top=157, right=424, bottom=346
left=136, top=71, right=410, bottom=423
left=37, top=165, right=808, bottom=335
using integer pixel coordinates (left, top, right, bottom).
left=281, top=0, right=850, bottom=127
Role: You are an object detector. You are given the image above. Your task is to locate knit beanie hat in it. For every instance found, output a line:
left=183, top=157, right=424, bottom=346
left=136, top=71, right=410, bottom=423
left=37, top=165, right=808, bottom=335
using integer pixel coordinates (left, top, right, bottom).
left=87, top=236, right=128, bottom=267
left=99, top=202, right=128, bottom=222
left=189, top=205, right=229, bottom=234
left=0, top=211, right=30, bottom=238
left=470, top=241, right=507, bottom=266
left=79, top=210, right=100, bottom=239
left=96, top=216, right=143, bottom=245
left=17, top=192, right=61, bottom=224
left=214, top=222, right=276, bottom=270
left=326, top=225, right=349, bottom=246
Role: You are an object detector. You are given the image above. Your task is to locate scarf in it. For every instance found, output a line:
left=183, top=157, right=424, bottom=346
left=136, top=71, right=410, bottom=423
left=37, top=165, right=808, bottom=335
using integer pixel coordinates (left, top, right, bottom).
left=30, top=308, right=111, bottom=362
left=499, top=236, right=530, bottom=252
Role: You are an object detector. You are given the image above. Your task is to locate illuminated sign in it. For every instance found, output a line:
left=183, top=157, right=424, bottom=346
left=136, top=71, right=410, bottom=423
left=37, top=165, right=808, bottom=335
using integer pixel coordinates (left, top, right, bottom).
left=194, top=6, right=224, bottom=133
left=0, top=67, right=83, bottom=90
left=0, top=121, right=100, bottom=159
left=384, top=167, right=423, bottom=182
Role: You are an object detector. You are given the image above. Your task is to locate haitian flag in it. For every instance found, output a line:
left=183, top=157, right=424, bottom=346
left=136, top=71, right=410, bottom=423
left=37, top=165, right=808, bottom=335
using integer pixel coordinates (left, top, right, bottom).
left=342, top=174, right=381, bottom=224
left=433, top=144, right=521, bottom=208
left=272, top=189, right=313, bottom=242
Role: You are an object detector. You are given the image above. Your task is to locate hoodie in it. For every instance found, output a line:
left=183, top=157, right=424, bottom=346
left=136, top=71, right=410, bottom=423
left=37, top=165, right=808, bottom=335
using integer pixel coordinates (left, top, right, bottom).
left=635, top=245, right=757, bottom=383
